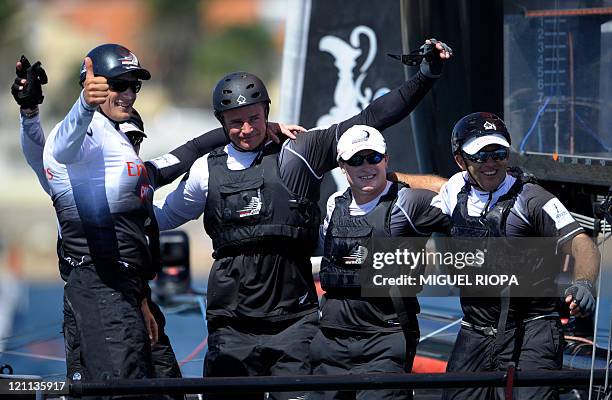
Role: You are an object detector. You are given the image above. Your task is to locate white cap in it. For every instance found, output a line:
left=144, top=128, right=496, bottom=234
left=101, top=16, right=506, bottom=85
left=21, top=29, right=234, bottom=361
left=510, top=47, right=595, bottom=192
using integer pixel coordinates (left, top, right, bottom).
left=337, top=125, right=386, bottom=161
left=461, top=133, right=509, bottom=155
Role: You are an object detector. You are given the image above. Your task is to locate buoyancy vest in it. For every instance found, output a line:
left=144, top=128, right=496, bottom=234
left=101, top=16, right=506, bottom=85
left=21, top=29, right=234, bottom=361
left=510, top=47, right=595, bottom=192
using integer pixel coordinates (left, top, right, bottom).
left=320, top=182, right=400, bottom=291
left=451, top=181, right=517, bottom=238
left=203, top=144, right=320, bottom=259
left=450, top=170, right=546, bottom=345
left=450, top=171, right=540, bottom=276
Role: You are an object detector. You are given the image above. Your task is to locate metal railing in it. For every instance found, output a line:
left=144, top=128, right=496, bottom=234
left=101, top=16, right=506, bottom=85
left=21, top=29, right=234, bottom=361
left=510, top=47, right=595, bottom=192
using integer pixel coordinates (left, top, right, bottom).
left=64, top=369, right=610, bottom=398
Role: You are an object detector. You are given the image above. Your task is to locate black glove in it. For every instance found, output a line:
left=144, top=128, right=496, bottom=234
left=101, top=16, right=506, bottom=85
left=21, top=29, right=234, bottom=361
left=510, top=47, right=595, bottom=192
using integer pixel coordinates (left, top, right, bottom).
left=564, top=280, right=595, bottom=317
left=11, top=55, right=48, bottom=109
left=419, top=38, right=452, bottom=79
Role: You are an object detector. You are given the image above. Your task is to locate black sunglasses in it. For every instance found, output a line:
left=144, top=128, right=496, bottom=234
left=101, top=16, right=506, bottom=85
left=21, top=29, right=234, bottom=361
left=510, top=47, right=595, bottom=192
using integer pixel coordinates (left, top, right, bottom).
left=344, top=152, right=385, bottom=167
left=462, top=148, right=509, bottom=163
left=107, top=79, right=142, bottom=93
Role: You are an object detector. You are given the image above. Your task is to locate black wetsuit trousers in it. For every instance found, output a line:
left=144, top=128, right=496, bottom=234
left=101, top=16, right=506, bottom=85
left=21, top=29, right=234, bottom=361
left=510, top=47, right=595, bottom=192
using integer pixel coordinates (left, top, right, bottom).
left=442, top=317, right=564, bottom=400
left=204, top=311, right=319, bottom=400
left=308, top=327, right=419, bottom=400
left=63, top=264, right=182, bottom=400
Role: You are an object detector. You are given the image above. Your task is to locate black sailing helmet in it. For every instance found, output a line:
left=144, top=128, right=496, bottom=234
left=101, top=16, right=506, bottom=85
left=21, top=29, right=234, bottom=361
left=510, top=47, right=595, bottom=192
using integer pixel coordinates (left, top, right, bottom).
left=212, top=72, right=271, bottom=124
left=79, top=44, right=151, bottom=86
left=451, top=112, right=511, bottom=154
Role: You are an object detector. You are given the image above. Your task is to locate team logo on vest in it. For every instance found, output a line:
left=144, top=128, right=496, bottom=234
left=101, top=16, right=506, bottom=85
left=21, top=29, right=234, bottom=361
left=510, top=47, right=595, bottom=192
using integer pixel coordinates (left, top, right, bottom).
left=483, top=121, right=496, bottom=130
left=237, top=95, right=247, bottom=105
left=237, top=189, right=262, bottom=217
left=343, top=245, right=368, bottom=265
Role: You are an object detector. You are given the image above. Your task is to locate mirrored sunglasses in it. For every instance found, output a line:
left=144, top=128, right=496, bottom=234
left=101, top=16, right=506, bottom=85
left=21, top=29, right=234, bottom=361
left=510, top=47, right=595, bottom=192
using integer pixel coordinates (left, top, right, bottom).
left=462, top=148, right=509, bottom=163
left=345, top=152, right=385, bottom=167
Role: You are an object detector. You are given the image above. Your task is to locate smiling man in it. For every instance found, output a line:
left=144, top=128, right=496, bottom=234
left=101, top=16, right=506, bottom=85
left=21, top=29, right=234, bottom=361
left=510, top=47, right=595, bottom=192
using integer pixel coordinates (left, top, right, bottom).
left=313, top=125, right=451, bottom=400
left=433, top=112, right=600, bottom=400
left=41, top=44, right=177, bottom=393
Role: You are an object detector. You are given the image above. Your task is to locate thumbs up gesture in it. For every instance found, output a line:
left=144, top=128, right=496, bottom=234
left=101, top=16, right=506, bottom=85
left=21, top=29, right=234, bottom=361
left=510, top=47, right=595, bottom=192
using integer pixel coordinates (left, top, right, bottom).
left=82, top=57, right=109, bottom=107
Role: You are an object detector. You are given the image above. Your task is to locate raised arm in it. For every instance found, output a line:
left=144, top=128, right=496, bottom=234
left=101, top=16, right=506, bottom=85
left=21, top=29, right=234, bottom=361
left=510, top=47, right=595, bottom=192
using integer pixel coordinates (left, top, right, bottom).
left=335, top=39, right=452, bottom=134
left=285, top=38, right=453, bottom=177
left=145, top=128, right=227, bottom=189
left=20, top=113, right=50, bottom=194
left=11, top=55, right=50, bottom=194
left=51, top=57, right=105, bottom=164
left=146, top=123, right=305, bottom=189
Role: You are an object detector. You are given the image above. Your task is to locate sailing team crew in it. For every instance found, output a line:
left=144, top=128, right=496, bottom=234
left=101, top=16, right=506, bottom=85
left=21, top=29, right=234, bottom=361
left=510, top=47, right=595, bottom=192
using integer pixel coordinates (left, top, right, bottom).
left=11, top=35, right=600, bottom=400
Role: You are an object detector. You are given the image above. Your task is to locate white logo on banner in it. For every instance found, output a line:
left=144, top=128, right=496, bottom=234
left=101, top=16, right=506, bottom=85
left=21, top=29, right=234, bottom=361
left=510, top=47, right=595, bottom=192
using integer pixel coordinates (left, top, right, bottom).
left=316, top=26, right=390, bottom=191
left=316, top=25, right=390, bottom=127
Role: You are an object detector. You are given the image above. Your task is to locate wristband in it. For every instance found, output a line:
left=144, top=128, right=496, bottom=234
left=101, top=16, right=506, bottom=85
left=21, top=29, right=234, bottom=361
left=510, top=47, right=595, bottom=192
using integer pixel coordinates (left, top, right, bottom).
left=573, top=279, right=594, bottom=292
left=20, top=107, right=39, bottom=118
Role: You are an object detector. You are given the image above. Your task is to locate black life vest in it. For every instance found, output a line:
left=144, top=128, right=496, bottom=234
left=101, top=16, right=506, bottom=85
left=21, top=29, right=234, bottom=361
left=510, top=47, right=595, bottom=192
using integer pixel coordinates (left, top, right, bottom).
left=450, top=171, right=544, bottom=296
left=452, top=181, right=517, bottom=238
left=320, top=182, right=400, bottom=291
left=203, top=144, right=320, bottom=259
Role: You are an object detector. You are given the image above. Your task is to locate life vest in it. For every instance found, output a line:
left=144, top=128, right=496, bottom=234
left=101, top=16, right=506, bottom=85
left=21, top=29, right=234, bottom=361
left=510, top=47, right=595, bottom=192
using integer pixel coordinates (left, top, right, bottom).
left=450, top=172, right=537, bottom=238
left=203, top=144, right=320, bottom=259
left=320, top=182, right=400, bottom=291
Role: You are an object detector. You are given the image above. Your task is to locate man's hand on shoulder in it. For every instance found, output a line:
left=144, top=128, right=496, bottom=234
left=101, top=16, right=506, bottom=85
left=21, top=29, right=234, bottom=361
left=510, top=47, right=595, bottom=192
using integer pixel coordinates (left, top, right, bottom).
left=266, top=122, right=306, bottom=144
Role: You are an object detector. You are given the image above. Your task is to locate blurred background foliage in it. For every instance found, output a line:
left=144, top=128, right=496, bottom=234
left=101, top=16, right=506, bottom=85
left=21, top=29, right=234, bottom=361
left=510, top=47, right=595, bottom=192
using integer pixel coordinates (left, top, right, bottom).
left=145, top=0, right=276, bottom=107
left=0, top=1, right=18, bottom=32
left=1, top=0, right=279, bottom=122
left=191, top=25, right=276, bottom=107
left=0, top=0, right=285, bottom=279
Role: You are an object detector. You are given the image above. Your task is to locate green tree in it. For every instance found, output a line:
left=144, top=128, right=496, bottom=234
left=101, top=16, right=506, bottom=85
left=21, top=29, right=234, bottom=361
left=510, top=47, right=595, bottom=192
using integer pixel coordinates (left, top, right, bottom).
left=190, top=24, right=277, bottom=108
left=146, top=0, right=203, bottom=103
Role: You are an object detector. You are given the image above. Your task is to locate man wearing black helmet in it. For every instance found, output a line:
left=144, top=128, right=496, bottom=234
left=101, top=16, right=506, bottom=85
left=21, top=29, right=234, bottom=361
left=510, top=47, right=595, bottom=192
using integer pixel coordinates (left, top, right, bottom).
left=13, top=47, right=306, bottom=390
left=34, top=44, right=239, bottom=392
left=431, top=112, right=600, bottom=400
left=155, top=39, right=452, bottom=400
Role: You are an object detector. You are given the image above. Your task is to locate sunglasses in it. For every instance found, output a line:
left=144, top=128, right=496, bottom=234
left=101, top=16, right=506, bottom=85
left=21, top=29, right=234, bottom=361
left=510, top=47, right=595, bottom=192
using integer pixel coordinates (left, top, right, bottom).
left=126, top=132, right=145, bottom=146
left=344, top=152, right=385, bottom=167
left=462, top=148, right=509, bottom=163
left=107, top=79, right=142, bottom=93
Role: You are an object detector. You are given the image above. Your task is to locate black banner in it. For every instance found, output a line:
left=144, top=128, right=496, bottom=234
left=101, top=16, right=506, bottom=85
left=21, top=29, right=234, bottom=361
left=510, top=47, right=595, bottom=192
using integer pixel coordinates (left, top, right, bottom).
left=300, top=0, right=419, bottom=174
